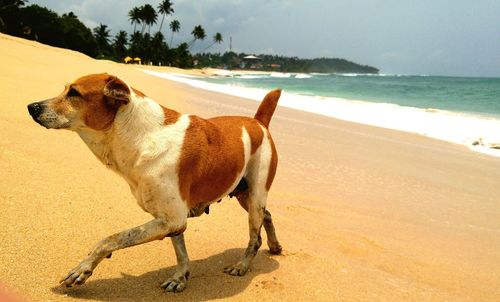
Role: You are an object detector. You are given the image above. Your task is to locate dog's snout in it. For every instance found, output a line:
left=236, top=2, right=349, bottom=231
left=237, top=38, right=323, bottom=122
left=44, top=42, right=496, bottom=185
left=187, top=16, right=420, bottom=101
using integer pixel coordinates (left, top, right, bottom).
left=27, top=102, right=43, bottom=118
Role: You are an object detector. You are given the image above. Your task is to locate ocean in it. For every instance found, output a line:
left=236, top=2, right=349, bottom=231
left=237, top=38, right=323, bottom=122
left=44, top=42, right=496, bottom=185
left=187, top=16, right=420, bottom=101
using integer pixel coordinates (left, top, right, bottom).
left=141, top=69, right=500, bottom=157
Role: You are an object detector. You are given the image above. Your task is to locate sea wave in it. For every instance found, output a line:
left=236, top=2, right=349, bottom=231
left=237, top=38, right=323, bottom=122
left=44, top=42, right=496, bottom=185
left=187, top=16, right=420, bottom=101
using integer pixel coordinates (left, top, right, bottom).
left=270, top=72, right=292, bottom=78
left=334, top=73, right=428, bottom=77
left=295, top=74, right=312, bottom=79
left=140, top=69, right=500, bottom=157
left=236, top=74, right=270, bottom=79
left=233, top=73, right=312, bottom=79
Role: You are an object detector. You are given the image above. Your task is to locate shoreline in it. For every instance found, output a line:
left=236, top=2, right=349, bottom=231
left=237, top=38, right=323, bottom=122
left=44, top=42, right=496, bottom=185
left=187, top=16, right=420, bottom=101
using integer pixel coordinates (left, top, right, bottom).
left=140, top=68, right=500, bottom=158
left=2, top=33, right=500, bottom=301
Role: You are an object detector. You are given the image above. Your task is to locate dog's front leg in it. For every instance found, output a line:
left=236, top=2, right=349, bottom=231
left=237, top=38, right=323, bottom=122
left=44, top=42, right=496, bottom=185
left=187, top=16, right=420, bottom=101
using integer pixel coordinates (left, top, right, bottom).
left=60, top=217, right=185, bottom=287
left=160, top=234, right=190, bottom=292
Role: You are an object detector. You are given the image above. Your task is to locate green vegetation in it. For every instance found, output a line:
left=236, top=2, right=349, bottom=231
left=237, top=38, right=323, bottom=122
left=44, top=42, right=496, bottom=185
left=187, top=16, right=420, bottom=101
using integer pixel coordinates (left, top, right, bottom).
left=1, top=2, right=98, bottom=57
left=0, top=0, right=198, bottom=67
left=0, top=0, right=378, bottom=73
left=196, top=53, right=379, bottom=74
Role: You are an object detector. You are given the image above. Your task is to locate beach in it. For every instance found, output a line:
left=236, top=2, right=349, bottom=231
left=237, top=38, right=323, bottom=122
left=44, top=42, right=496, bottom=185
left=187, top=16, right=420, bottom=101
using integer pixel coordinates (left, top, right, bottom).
left=1, top=33, right=500, bottom=302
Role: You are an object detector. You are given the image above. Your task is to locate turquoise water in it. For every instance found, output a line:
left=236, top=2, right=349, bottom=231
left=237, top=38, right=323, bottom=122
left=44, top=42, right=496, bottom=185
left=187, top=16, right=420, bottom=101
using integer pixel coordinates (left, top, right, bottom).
left=201, top=74, right=500, bottom=118
left=142, top=69, right=500, bottom=157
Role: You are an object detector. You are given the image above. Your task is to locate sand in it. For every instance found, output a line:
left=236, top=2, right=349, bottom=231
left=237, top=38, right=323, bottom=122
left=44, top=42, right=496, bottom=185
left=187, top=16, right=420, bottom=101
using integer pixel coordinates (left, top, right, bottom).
left=1, top=33, right=500, bottom=302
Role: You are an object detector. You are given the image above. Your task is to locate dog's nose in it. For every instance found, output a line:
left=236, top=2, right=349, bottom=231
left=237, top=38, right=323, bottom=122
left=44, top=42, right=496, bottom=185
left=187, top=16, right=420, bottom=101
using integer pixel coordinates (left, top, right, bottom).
left=27, top=102, right=43, bottom=118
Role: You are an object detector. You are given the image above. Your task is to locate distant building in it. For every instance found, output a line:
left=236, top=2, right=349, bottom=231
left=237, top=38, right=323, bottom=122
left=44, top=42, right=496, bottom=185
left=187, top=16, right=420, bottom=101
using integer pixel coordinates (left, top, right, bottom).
left=243, top=55, right=262, bottom=69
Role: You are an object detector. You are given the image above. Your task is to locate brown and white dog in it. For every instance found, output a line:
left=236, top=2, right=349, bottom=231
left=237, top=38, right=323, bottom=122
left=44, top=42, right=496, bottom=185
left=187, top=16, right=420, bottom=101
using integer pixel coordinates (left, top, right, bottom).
left=27, top=73, right=282, bottom=292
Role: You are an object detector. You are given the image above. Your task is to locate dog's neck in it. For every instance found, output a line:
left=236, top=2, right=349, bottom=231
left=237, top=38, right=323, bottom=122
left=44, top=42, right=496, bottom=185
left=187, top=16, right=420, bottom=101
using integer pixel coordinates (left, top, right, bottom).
left=77, top=127, right=114, bottom=168
left=77, top=96, right=172, bottom=171
left=114, top=96, right=166, bottom=141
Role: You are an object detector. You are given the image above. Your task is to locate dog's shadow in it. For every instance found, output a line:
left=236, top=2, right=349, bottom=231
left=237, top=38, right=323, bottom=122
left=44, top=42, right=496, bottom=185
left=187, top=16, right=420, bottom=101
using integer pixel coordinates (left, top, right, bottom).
left=51, top=248, right=280, bottom=301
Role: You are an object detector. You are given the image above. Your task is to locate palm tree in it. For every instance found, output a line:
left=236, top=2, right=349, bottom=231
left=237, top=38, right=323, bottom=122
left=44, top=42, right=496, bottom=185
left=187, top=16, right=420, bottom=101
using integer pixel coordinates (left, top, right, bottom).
left=202, top=32, right=223, bottom=52
left=151, top=31, right=168, bottom=65
left=0, top=0, right=27, bottom=11
left=113, top=30, right=128, bottom=59
left=93, top=23, right=111, bottom=56
left=128, top=7, right=141, bottom=32
left=172, top=42, right=192, bottom=68
left=157, top=0, right=174, bottom=33
left=0, top=0, right=27, bottom=32
left=169, top=19, right=180, bottom=46
left=189, top=25, right=205, bottom=50
left=140, top=4, right=157, bottom=34
left=129, top=31, right=143, bottom=57
left=141, top=32, right=152, bottom=63
left=65, top=12, right=77, bottom=19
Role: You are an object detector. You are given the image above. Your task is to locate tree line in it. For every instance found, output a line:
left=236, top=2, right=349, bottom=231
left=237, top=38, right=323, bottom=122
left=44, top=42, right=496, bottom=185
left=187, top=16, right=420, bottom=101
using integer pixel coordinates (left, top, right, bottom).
left=195, top=53, right=379, bottom=74
left=0, top=0, right=379, bottom=73
left=0, top=0, right=222, bottom=68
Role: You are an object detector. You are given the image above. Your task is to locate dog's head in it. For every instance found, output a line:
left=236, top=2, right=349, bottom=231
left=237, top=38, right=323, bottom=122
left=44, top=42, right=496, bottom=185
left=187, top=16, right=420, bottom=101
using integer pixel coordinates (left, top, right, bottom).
left=27, top=73, right=131, bottom=131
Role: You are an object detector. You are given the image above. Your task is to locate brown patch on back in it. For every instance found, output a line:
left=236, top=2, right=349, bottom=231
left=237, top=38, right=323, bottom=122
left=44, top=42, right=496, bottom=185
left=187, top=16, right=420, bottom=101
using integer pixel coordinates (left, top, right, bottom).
left=178, top=116, right=265, bottom=209
left=161, top=105, right=181, bottom=125
left=242, top=119, right=264, bottom=154
left=266, top=133, right=278, bottom=190
left=211, top=116, right=266, bottom=157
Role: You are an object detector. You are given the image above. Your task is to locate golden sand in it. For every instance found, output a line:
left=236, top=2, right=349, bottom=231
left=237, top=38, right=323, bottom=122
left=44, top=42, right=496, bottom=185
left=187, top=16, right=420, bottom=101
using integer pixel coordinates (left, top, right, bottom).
left=1, top=33, right=500, bottom=301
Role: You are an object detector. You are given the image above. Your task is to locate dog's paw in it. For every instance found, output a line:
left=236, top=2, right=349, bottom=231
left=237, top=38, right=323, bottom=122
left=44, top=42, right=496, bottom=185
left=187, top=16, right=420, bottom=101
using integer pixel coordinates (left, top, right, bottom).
left=160, top=272, right=189, bottom=292
left=269, top=242, right=283, bottom=255
left=224, top=262, right=249, bottom=276
left=59, top=262, right=94, bottom=287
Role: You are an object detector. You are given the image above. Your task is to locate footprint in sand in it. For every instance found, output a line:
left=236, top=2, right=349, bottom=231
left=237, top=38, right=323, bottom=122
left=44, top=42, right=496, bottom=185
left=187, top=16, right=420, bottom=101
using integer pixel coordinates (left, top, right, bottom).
left=255, top=278, right=285, bottom=292
left=285, top=204, right=321, bottom=214
left=281, top=249, right=313, bottom=260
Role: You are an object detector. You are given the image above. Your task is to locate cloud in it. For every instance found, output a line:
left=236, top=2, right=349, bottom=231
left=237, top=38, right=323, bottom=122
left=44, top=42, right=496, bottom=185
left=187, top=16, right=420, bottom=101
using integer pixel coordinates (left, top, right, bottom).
left=28, top=0, right=500, bottom=76
left=214, top=17, right=225, bottom=25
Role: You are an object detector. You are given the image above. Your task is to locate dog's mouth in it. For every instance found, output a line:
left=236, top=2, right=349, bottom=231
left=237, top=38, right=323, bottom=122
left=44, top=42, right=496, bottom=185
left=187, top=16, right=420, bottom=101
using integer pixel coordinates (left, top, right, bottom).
left=33, top=118, right=50, bottom=128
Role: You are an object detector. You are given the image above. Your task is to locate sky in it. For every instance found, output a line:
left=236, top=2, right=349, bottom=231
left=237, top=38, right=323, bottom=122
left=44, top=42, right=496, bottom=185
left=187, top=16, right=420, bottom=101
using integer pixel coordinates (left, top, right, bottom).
left=30, top=0, right=500, bottom=77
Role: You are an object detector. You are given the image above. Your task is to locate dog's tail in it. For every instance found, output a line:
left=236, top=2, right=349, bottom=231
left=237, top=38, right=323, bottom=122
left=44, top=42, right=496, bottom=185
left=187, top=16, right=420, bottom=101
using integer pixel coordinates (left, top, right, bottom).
left=254, top=89, right=282, bottom=128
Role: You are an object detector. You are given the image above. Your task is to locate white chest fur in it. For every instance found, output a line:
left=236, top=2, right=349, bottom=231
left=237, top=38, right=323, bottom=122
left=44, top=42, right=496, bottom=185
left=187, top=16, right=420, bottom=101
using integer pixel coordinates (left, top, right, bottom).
left=78, top=96, right=190, bottom=216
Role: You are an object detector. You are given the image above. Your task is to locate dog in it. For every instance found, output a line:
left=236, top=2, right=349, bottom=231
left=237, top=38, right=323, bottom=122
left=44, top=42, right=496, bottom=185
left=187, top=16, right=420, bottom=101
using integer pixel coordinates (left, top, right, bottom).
left=27, top=73, right=282, bottom=292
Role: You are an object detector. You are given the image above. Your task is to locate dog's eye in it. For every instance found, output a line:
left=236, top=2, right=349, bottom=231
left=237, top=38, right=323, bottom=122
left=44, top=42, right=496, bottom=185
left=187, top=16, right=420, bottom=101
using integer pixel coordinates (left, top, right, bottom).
left=67, top=87, right=81, bottom=98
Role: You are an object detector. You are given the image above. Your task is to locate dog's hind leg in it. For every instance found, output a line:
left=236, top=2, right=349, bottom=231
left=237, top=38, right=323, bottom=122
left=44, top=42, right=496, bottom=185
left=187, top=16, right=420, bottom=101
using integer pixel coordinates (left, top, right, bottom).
left=224, top=191, right=266, bottom=276
left=263, top=209, right=282, bottom=254
left=60, top=216, right=186, bottom=287
left=225, top=126, right=281, bottom=276
left=233, top=189, right=282, bottom=256
left=232, top=179, right=282, bottom=256
left=160, top=234, right=190, bottom=292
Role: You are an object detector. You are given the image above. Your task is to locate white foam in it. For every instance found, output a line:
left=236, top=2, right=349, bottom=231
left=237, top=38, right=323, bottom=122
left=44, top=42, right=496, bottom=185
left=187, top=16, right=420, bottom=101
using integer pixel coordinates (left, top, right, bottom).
left=237, top=74, right=270, bottom=79
left=209, top=69, right=233, bottom=77
left=140, top=69, right=500, bottom=158
left=270, top=72, right=291, bottom=78
left=295, top=73, right=312, bottom=79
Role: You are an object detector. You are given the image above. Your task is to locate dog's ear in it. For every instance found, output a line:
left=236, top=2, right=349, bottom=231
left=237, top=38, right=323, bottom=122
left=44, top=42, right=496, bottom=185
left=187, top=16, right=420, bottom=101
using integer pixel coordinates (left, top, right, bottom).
left=103, top=76, right=130, bottom=106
